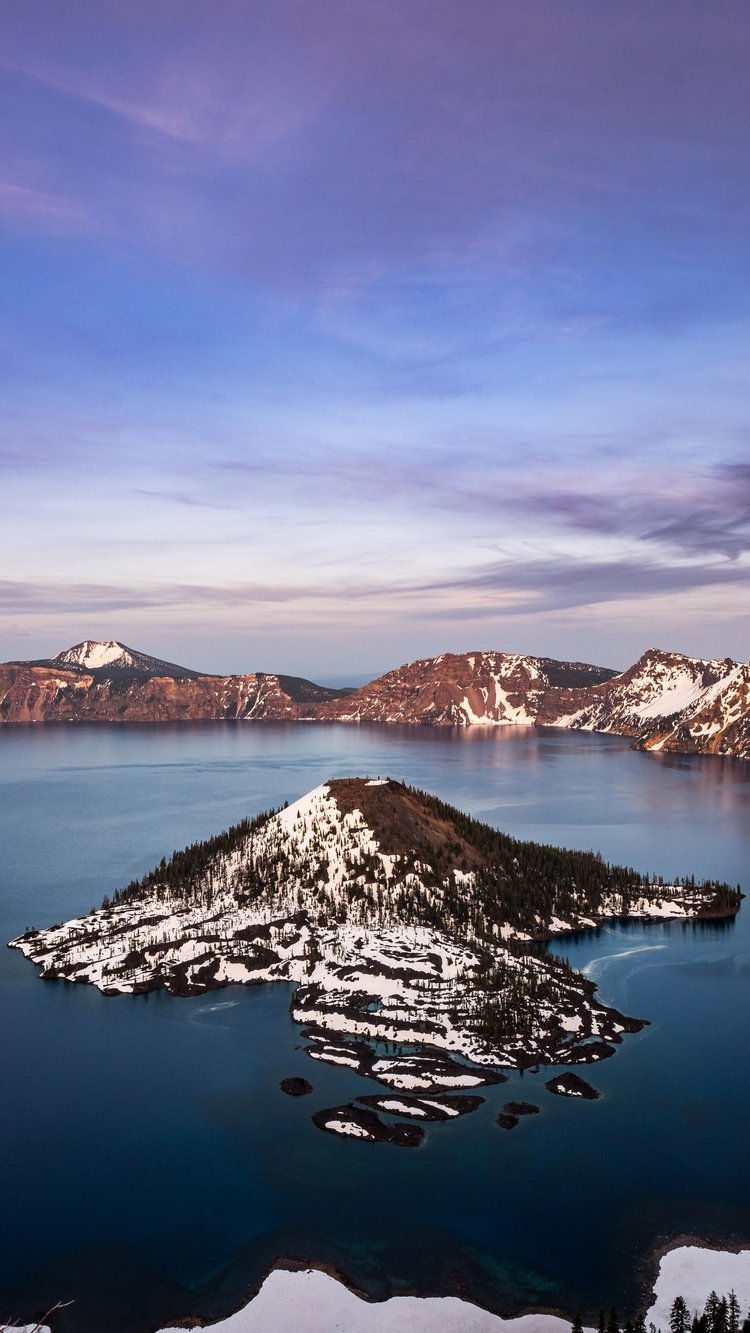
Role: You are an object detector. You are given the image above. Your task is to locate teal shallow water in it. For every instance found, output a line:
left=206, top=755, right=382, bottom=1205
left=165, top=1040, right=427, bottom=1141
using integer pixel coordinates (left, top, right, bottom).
left=1, top=723, right=748, bottom=1331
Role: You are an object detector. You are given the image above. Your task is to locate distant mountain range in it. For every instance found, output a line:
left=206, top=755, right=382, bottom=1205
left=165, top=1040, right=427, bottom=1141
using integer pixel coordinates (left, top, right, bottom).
left=1, top=640, right=748, bottom=760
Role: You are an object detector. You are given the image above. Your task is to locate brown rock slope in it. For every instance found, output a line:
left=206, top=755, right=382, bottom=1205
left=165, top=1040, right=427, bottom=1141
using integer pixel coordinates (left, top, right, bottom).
left=321, top=650, right=615, bottom=726
left=0, top=661, right=349, bottom=723
left=1, top=641, right=748, bottom=760
left=539, top=648, right=750, bottom=759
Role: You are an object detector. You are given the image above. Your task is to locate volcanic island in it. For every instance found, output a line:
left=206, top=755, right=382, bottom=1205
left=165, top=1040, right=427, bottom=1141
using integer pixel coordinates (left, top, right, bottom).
left=10, top=778, right=740, bottom=1145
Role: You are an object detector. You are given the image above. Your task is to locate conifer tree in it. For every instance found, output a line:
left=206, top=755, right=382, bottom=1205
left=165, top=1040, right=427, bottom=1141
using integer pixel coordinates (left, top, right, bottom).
left=704, top=1292, right=727, bottom=1333
left=671, top=1296, right=690, bottom=1333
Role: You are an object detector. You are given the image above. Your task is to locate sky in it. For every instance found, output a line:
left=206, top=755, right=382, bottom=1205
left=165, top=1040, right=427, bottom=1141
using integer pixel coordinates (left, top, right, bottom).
left=1, top=0, right=749, bottom=679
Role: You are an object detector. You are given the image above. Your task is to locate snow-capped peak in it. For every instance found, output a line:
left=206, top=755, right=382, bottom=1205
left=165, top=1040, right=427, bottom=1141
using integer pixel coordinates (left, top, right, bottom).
left=54, top=640, right=131, bottom=670
left=48, top=640, right=199, bottom=679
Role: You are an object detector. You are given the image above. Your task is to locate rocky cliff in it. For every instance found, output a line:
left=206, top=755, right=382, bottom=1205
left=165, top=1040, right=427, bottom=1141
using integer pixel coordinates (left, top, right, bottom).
left=2, top=640, right=748, bottom=760
left=544, top=647, right=750, bottom=759
left=0, top=639, right=350, bottom=723
left=324, top=650, right=615, bottom=726
left=325, top=647, right=750, bottom=758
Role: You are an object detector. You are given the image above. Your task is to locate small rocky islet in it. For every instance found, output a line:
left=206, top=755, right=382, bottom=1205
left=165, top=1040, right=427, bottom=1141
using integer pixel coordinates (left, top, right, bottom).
left=280, top=1077, right=313, bottom=1097
left=11, top=776, right=741, bottom=1142
left=545, top=1072, right=600, bottom=1100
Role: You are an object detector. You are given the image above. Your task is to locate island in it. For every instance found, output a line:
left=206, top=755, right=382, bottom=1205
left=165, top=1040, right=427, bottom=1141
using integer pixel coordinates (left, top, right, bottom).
left=545, top=1072, right=600, bottom=1100
left=10, top=777, right=741, bottom=1119
left=280, top=1077, right=313, bottom=1096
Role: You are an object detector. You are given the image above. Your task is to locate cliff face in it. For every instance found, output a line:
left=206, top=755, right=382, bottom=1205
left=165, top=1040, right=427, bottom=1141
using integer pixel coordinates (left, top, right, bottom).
left=1, top=641, right=748, bottom=760
left=320, top=647, right=750, bottom=758
left=542, top=648, right=750, bottom=759
left=0, top=663, right=344, bottom=724
left=323, top=650, right=615, bottom=727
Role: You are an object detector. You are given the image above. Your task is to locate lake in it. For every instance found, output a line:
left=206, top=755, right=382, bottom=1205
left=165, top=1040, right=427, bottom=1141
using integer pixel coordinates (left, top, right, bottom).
left=2, top=722, right=749, bottom=1331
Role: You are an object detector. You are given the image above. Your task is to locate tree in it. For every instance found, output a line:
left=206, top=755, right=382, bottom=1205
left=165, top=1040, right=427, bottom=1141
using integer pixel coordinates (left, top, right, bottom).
left=727, top=1293, right=740, bottom=1333
left=571, top=1316, right=584, bottom=1333
left=671, top=1296, right=690, bottom=1333
left=704, top=1292, right=727, bottom=1333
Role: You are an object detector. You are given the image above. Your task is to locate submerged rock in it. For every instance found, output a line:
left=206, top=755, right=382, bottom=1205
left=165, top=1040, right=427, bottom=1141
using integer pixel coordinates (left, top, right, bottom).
left=496, top=1113, right=519, bottom=1130
left=280, top=1077, right=313, bottom=1096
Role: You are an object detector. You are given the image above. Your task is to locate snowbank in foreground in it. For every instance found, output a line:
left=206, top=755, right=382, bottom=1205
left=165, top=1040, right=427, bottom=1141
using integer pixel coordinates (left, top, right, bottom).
left=649, top=1246, right=750, bottom=1328
left=7, top=1244, right=750, bottom=1333
left=155, top=1246, right=750, bottom=1333
left=157, top=1270, right=570, bottom=1332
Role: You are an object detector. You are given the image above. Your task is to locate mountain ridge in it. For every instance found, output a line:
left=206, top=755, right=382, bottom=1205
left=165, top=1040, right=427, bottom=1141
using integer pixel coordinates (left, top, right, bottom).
left=29, top=638, right=203, bottom=680
left=1, top=640, right=747, bottom=759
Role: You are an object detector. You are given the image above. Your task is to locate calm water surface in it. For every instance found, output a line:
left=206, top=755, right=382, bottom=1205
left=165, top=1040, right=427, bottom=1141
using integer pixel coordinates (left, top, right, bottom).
left=1, top=723, right=749, bottom=1331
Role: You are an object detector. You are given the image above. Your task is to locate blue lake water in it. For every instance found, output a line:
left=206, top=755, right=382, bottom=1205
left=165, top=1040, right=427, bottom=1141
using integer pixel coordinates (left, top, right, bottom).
left=1, top=722, right=749, bottom=1331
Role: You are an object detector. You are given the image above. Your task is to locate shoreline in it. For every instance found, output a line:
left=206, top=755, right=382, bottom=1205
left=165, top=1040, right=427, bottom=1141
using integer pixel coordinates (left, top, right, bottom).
left=7, top=1238, right=750, bottom=1333
left=148, top=1236, right=750, bottom=1333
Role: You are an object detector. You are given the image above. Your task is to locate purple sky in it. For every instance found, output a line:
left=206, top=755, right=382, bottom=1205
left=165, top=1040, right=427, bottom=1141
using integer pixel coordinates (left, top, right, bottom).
left=1, top=1, right=748, bottom=677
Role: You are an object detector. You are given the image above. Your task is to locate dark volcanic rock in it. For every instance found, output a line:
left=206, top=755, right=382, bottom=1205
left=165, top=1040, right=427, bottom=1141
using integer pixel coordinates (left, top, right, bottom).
left=357, top=1093, right=483, bottom=1121
left=545, top=1072, right=600, bottom=1100
left=563, top=1039, right=617, bottom=1063
left=502, top=1101, right=540, bottom=1116
left=302, top=1026, right=507, bottom=1091
left=312, top=1104, right=424, bottom=1147
left=280, top=1077, right=312, bottom=1096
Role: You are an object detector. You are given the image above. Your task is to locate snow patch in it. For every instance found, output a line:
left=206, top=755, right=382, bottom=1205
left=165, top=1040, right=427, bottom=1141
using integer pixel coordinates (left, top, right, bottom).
left=154, top=1244, right=750, bottom=1331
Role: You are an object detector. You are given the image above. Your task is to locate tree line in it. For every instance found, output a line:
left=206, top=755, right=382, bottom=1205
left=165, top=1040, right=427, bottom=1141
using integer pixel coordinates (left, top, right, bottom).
left=571, top=1289, right=750, bottom=1333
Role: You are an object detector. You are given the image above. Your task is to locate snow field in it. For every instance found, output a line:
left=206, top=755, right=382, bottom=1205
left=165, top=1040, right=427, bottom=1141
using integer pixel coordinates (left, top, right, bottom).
left=152, top=1246, right=750, bottom=1333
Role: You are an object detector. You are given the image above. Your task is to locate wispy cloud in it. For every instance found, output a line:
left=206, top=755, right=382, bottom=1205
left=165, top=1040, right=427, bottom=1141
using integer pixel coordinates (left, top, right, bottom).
left=416, top=554, right=750, bottom=615
left=0, top=179, right=81, bottom=226
left=0, top=579, right=312, bottom=616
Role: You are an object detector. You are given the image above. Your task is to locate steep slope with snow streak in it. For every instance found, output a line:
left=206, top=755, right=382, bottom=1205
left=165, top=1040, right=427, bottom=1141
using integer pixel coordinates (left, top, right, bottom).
left=331, top=651, right=615, bottom=727
left=546, top=649, right=750, bottom=758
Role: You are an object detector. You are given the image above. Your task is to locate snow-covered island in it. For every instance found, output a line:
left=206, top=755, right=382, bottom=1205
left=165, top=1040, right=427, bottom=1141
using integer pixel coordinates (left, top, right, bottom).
left=10, top=778, right=740, bottom=1102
